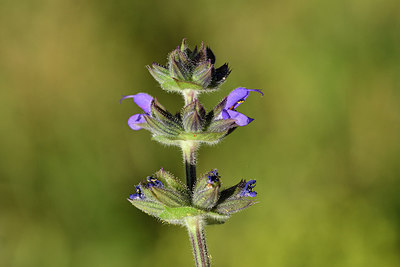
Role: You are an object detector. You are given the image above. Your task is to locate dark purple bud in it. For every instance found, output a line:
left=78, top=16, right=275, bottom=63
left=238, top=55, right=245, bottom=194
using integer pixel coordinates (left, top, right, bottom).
left=129, top=185, right=144, bottom=200
left=207, top=169, right=220, bottom=184
left=240, top=180, right=257, bottom=197
left=191, top=41, right=207, bottom=63
left=146, top=176, right=164, bottom=188
left=208, top=63, right=231, bottom=88
left=206, top=47, right=216, bottom=64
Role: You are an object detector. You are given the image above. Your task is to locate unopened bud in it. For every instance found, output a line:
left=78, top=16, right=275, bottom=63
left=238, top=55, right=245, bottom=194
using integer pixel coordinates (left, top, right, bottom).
left=192, top=169, right=221, bottom=210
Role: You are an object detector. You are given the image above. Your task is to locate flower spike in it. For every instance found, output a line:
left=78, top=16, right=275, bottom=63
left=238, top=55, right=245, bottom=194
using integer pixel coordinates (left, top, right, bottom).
left=124, top=39, right=261, bottom=267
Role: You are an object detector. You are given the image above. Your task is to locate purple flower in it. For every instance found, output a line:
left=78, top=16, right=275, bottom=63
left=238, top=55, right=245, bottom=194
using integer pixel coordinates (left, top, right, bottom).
left=129, top=185, right=144, bottom=200
left=240, top=180, right=257, bottom=197
left=219, top=87, right=263, bottom=126
left=207, top=169, right=220, bottom=184
left=146, top=176, right=164, bottom=188
left=120, top=93, right=154, bottom=130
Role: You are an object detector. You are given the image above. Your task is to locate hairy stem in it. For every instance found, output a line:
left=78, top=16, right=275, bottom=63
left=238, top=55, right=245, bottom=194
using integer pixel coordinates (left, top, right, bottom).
left=186, top=216, right=210, bottom=267
left=183, top=89, right=198, bottom=105
left=181, top=141, right=199, bottom=192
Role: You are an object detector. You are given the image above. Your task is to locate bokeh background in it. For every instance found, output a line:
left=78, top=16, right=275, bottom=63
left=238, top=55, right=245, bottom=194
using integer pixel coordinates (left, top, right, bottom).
left=1, top=0, right=400, bottom=266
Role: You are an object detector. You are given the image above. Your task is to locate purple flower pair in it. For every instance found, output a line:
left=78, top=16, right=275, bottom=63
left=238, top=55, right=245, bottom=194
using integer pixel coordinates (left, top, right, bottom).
left=121, top=87, right=262, bottom=130
left=120, top=93, right=153, bottom=130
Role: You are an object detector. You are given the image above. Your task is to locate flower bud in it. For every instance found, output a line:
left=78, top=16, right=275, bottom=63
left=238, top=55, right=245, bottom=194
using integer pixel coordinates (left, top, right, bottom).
left=154, top=168, right=188, bottom=196
left=147, top=39, right=231, bottom=93
left=127, top=185, right=165, bottom=217
left=192, top=169, right=221, bottom=210
left=169, top=49, right=190, bottom=80
left=214, top=180, right=257, bottom=215
left=192, top=60, right=213, bottom=88
left=142, top=176, right=189, bottom=207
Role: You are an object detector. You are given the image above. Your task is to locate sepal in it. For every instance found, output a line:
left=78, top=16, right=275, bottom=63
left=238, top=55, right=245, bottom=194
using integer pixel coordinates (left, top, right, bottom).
left=212, top=97, right=228, bottom=118
left=182, top=99, right=206, bottom=132
left=146, top=63, right=171, bottom=85
left=146, top=186, right=188, bottom=207
left=207, top=119, right=236, bottom=132
left=154, top=168, right=188, bottom=194
left=128, top=185, right=165, bottom=217
left=128, top=198, right=165, bottom=218
left=150, top=98, right=183, bottom=132
left=214, top=198, right=256, bottom=215
left=142, top=115, right=180, bottom=135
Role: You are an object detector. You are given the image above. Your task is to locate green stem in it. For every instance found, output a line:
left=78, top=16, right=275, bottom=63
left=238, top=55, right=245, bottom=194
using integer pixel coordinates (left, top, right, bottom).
left=183, top=89, right=198, bottom=105
left=186, top=216, right=210, bottom=267
left=181, top=141, right=199, bottom=192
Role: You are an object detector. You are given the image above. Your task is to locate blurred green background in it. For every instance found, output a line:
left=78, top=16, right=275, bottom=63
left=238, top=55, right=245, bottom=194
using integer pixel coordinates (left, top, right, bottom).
left=1, top=0, right=400, bottom=266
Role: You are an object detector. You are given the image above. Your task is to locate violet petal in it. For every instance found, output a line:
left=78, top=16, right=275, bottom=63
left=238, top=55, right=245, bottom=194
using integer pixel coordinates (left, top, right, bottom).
left=248, top=191, right=257, bottom=197
left=225, top=109, right=254, bottom=126
left=240, top=180, right=257, bottom=197
left=225, top=87, right=263, bottom=110
left=128, top=114, right=146, bottom=130
left=120, top=93, right=154, bottom=114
